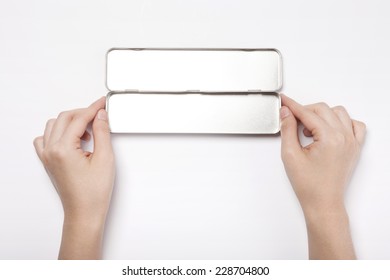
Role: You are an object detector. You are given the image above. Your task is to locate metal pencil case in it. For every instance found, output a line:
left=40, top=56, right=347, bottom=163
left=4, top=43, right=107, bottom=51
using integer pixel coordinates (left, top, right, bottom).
left=105, top=48, right=282, bottom=134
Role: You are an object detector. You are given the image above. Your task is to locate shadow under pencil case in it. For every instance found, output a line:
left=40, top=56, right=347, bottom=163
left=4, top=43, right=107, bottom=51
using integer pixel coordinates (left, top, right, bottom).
left=105, top=48, right=282, bottom=134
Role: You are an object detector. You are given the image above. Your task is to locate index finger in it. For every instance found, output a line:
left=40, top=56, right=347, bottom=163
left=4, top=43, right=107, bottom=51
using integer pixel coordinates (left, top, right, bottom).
left=63, top=97, right=106, bottom=145
left=281, top=94, right=325, bottom=132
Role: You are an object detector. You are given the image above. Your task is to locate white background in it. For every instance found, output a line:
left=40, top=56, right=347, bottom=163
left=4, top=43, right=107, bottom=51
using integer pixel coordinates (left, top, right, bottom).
left=0, top=0, right=389, bottom=259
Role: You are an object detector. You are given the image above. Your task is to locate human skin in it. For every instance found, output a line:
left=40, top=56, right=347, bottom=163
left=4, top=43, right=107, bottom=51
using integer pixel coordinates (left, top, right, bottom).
left=33, top=95, right=365, bottom=259
left=280, top=94, right=366, bottom=259
left=33, top=97, right=115, bottom=259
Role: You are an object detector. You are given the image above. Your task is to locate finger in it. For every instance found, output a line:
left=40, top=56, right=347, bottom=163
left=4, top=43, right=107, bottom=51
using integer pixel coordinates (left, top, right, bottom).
left=332, top=106, right=353, bottom=133
left=33, top=136, right=44, bottom=162
left=352, top=120, right=366, bottom=146
left=305, top=103, right=342, bottom=129
left=303, top=127, right=312, bottom=137
left=48, top=109, right=83, bottom=145
left=281, top=94, right=325, bottom=133
left=43, top=119, right=56, bottom=147
left=91, top=109, right=113, bottom=160
left=63, top=97, right=106, bottom=145
left=280, top=106, right=302, bottom=161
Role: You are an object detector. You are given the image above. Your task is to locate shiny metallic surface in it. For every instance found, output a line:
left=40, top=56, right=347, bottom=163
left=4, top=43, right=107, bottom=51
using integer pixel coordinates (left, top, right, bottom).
left=106, top=48, right=282, bottom=93
left=105, top=48, right=282, bottom=134
left=107, top=92, right=280, bottom=134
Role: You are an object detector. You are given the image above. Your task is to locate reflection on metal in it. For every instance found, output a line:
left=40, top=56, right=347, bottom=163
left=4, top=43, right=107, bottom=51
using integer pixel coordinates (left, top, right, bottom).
left=105, top=48, right=282, bottom=134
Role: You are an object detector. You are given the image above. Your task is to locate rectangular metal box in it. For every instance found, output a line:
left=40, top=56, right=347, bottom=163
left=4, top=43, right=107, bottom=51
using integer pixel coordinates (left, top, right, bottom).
left=105, top=48, right=282, bottom=134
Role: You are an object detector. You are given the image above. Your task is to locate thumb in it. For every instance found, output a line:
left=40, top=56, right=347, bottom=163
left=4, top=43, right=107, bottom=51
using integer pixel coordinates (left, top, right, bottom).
left=280, top=106, right=302, bottom=161
left=92, top=109, right=113, bottom=159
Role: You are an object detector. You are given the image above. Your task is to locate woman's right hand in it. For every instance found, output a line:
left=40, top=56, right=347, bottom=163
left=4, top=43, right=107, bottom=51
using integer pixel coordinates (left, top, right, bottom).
left=280, top=94, right=366, bottom=259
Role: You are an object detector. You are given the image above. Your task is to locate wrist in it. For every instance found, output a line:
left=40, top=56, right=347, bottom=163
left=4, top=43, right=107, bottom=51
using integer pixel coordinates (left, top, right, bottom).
left=301, top=203, right=355, bottom=259
left=60, top=213, right=106, bottom=260
left=63, top=210, right=107, bottom=232
left=299, top=194, right=346, bottom=219
left=302, top=202, right=349, bottom=230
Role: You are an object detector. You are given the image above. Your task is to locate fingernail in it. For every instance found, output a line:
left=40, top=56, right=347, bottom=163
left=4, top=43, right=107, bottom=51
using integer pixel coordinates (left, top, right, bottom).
left=97, top=109, right=108, bottom=121
left=280, top=106, right=290, bottom=119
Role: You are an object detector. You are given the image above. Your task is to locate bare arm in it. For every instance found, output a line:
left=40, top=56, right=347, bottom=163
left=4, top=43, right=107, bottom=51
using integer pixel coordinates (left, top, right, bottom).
left=33, top=97, right=115, bottom=259
left=280, top=94, right=366, bottom=259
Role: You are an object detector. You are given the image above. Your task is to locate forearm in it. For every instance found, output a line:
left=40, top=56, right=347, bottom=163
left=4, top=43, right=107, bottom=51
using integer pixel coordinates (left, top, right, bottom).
left=303, top=206, right=356, bottom=260
left=58, top=215, right=106, bottom=260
